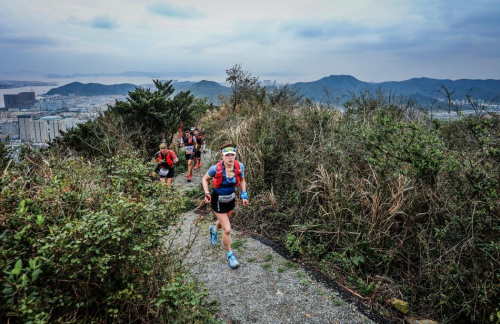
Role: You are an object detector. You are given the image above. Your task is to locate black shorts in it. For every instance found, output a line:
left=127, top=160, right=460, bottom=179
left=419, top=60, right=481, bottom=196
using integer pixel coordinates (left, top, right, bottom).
left=210, top=191, right=236, bottom=214
left=158, top=167, right=174, bottom=179
left=194, top=150, right=201, bottom=158
left=185, top=153, right=195, bottom=161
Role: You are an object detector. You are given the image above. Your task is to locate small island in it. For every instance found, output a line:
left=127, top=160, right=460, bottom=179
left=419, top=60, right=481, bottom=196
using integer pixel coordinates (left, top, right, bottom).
left=0, top=80, right=59, bottom=89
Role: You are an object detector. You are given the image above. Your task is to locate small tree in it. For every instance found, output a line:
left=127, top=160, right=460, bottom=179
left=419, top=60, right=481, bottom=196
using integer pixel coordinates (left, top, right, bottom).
left=226, top=64, right=262, bottom=111
left=107, top=79, right=207, bottom=154
left=53, top=113, right=135, bottom=159
left=56, top=79, right=209, bottom=158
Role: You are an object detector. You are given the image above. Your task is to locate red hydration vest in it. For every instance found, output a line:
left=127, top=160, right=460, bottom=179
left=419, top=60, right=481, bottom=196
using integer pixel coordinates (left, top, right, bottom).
left=156, top=151, right=174, bottom=167
left=182, top=135, right=194, bottom=144
left=213, top=161, right=242, bottom=188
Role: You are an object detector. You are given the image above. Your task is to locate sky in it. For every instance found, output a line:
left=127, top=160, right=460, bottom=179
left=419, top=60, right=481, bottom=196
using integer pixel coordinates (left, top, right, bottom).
left=0, top=0, right=499, bottom=82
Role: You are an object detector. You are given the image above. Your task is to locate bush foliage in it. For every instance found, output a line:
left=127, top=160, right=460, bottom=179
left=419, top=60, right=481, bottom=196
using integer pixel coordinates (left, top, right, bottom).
left=203, top=81, right=500, bottom=322
left=0, top=147, right=216, bottom=323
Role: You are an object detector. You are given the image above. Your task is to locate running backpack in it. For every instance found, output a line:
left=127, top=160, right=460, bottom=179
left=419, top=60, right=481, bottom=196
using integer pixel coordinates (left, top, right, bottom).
left=195, top=135, right=204, bottom=145
left=155, top=151, right=174, bottom=167
left=213, top=161, right=242, bottom=188
left=182, top=135, right=194, bottom=144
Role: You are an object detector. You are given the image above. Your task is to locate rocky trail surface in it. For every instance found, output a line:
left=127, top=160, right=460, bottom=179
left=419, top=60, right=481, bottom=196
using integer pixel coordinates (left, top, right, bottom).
left=169, top=151, right=384, bottom=324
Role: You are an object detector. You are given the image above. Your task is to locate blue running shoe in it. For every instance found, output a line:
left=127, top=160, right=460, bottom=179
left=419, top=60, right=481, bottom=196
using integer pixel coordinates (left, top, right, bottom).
left=209, top=225, right=218, bottom=245
left=227, top=251, right=240, bottom=269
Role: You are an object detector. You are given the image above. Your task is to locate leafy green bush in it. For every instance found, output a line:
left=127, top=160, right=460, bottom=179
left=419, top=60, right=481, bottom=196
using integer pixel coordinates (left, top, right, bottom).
left=1, top=150, right=216, bottom=323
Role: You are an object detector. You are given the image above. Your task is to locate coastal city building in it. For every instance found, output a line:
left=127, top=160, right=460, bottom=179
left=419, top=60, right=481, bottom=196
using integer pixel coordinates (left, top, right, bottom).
left=17, top=115, right=32, bottom=141
left=30, top=119, right=50, bottom=143
left=42, top=116, right=66, bottom=140
left=4, top=92, right=36, bottom=108
left=0, top=93, right=123, bottom=145
left=28, top=116, right=66, bottom=143
left=36, top=99, right=62, bottom=111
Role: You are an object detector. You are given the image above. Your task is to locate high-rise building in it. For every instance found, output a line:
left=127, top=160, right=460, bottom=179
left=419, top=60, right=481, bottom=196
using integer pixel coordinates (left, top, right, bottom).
left=16, top=115, right=67, bottom=143
left=18, top=115, right=32, bottom=141
left=47, top=119, right=66, bottom=139
left=4, top=94, right=22, bottom=108
left=19, top=92, right=35, bottom=106
left=40, top=116, right=65, bottom=142
left=30, top=120, right=49, bottom=143
left=64, top=118, right=82, bottom=130
left=4, top=92, right=36, bottom=108
left=36, top=100, right=62, bottom=111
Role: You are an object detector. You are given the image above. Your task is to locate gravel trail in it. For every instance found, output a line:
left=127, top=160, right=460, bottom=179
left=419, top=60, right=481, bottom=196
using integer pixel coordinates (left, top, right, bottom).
left=169, top=151, right=383, bottom=324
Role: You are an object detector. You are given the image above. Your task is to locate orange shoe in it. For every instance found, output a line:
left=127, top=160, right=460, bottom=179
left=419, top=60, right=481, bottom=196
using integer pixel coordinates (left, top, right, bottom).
left=198, top=161, right=202, bottom=167
left=194, top=165, right=199, bottom=170
left=187, top=174, right=192, bottom=182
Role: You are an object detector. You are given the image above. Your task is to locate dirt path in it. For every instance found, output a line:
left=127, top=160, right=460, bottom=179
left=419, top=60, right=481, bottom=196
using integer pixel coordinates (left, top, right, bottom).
left=170, top=151, right=381, bottom=324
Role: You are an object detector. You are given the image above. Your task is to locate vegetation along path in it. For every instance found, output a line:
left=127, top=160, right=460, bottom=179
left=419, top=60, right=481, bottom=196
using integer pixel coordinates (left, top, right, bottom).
left=170, top=151, right=382, bottom=324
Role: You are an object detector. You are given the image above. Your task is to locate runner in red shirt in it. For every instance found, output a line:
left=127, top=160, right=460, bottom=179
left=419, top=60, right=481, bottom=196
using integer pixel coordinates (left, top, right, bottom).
left=153, top=142, right=179, bottom=186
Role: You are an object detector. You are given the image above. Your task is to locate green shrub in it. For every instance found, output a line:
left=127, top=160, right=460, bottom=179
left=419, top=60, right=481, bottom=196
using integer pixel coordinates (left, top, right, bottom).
left=1, top=151, right=216, bottom=323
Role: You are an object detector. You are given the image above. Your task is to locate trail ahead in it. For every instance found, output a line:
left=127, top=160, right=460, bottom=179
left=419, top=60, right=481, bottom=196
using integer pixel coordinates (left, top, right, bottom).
left=170, top=151, right=382, bottom=324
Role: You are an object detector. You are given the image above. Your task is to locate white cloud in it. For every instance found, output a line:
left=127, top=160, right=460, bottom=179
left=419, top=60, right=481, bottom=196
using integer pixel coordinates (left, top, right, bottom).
left=0, top=0, right=499, bottom=80
left=66, top=14, right=119, bottom=29
left=147, top=2, right=204, bottom=19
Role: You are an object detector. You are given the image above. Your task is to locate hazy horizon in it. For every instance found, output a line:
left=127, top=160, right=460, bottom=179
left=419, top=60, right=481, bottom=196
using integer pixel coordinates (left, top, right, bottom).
left=1, top=0, right=499, bottom=83
left=2, top=70, right=499, bottom=86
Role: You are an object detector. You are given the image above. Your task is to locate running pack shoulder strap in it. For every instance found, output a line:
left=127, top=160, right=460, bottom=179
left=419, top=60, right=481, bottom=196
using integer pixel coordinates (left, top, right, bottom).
left=157, top=151, right=173, bottom=167
left=213, top=161, right=241, bottom=188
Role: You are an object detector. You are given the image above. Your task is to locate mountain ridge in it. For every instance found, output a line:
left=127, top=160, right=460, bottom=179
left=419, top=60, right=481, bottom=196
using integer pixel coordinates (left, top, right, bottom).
left=289, top=75, right=500, bottom=103
left=45, top=82, right=137, bottom=96
left=45, top=76, right=500, bottom=104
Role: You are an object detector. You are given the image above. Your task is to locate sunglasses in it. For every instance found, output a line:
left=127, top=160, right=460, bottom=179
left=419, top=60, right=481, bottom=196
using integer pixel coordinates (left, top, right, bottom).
left=221, top=147, right=236, bottom=153
left=160, top=147, right=167, bottom=149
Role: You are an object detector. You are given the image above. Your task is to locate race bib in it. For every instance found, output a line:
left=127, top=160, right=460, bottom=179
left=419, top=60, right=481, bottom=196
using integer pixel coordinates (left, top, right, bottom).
left=185, top=145, right=194, bottom=154
left=218, top=193, right=236, bottom=203
left=158, top=168, right=169, bottom=176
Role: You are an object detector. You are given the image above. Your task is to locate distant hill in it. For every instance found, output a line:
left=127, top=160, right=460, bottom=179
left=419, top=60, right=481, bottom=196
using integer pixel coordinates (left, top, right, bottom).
left=378, top=77, right=500, bottom=101
left=142, top=80, right=231, bottom=102
left=290, top=75, right=500, bottom=104
left=45, top=77, right=500, bottom=106
left=0, top=80, right=58, bottom=89
left=46, top=82, right=137, bottom=96
left=181, top=80, right=231, bottom=99
left=46, top=80, right=231, bottom=102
